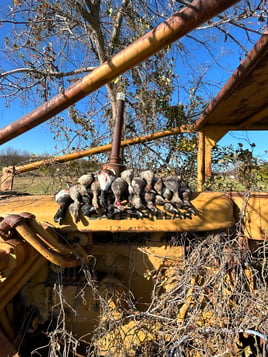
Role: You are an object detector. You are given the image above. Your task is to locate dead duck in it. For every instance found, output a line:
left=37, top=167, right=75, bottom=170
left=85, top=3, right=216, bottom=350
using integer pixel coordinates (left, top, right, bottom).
left=154, top=192, right=179, bottom=215
left=54, top=180, right=91, bottom=224
left=154, top=177, right=172, bottom=201
left=144, top=191, right=162, bottom=215
left=97, top=169, right=116, bottom=191
left=162, top=176, right=183, bottom=209
left=90, top=179, right=101, bottom=212
left=97, top=169, right=116, bottom=211
left=111, top=177, right=129, bottom=210
left=131, top=177, right=146, bottom=210
left=120, top=169, right=135, bottom=200
left=178, top=180, right=195, bottom=214
left=139, top=170, right=155, bottom=192
left=54, top=188, right=73, bottom=224
left=78, top=173, right=95, bottom=186
left=68, top=201, right=80, bottom=223
left=179, top=180, right=193, bottom=208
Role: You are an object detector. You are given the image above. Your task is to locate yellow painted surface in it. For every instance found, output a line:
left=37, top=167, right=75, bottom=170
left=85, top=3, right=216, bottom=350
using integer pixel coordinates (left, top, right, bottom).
left=0, top=192, right=234, bottom=232
left=96, top=319, right=160, bottom=357
left=197, top=127, right=229, bottom=191
left=229, top=192, right=268, bottom=240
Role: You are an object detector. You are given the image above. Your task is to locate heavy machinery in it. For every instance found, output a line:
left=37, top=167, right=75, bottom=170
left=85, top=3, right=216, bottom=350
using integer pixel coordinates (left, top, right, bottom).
left=0, top=0, right=268, bottom=355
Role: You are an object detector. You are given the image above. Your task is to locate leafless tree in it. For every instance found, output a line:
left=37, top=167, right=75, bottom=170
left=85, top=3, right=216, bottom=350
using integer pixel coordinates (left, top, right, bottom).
left=0, top=0, right=267, bottom=169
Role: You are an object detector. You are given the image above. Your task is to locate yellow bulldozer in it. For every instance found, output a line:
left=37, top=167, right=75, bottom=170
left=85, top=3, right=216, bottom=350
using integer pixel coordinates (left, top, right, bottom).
left=0, top=0, right=267, bottom=355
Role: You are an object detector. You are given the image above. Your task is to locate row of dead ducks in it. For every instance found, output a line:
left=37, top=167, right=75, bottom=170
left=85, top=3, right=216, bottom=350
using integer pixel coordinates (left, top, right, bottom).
left=54, top=168, right=194, bottom=224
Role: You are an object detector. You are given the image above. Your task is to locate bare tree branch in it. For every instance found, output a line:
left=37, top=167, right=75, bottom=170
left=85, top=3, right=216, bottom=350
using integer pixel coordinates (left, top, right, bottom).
left=0, top=66, right=95, bottom=79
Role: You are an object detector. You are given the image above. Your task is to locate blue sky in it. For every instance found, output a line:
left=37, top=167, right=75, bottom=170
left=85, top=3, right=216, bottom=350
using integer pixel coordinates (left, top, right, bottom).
left=0, top=2, right=267, bottom=162
left=0, top=100, right=58, bottom=155
left=0, top=103, right=266, bottom=160
left=218, top=131, right=267, bottom=161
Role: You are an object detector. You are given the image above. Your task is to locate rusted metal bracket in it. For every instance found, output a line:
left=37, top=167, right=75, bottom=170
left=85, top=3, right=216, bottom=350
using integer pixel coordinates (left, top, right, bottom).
left=1, top=167, right=15, bottom=191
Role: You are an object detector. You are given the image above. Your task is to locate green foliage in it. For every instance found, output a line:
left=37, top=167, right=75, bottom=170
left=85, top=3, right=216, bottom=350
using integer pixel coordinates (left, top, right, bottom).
left=176, top=135, right=197, bottom=153
left=204, top=143, right=267, bottom=191
left=1, top=0, right=267, bottom=159
left=165, top=104, right=187, bottom=129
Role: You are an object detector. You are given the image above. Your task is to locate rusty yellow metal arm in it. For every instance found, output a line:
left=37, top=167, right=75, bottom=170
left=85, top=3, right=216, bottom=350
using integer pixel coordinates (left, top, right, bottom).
left=0, top=214, right=90, bottom=267
left=0, top=0, right=240, bottom=146
left=1, top=125, right=193, bottom=190
left=14, top=125, right=193, bottom=174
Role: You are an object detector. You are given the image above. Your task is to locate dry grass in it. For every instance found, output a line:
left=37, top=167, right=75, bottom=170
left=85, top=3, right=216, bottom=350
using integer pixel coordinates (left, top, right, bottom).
left=11, top=175, right=58, bottom=195
left=6, top=174, right=70, bottom=195
left=44, top=232, right=268, bottom=356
